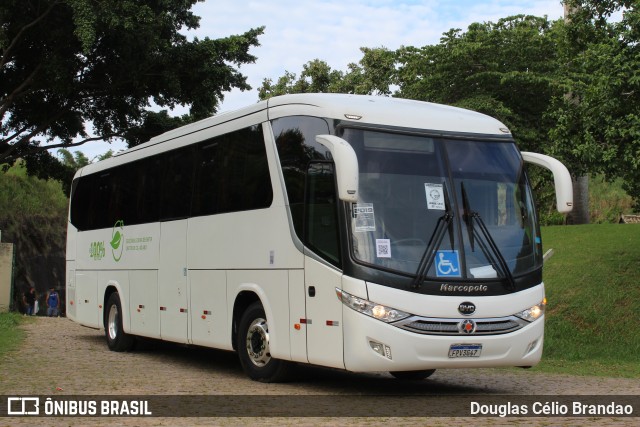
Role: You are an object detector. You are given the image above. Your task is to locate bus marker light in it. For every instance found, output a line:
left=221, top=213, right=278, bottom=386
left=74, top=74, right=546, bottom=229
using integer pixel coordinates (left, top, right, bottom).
left=326, top=320, right=340, bottom=326
left=294, top=324, right=301, bottom=330
left=201, top=315, right=206, bottom=320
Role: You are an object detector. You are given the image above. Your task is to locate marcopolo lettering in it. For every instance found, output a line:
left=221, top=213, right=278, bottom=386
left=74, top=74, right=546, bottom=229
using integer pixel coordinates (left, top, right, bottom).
left=440, top=284, right=488, bottom=293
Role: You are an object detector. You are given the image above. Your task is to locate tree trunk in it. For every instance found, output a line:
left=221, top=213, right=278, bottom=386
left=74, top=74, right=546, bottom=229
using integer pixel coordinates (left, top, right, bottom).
left=567, top=175, right=590, bottom=224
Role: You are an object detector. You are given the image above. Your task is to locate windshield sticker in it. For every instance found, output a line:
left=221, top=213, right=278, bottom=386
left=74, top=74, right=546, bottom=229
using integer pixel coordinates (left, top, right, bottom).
left=425, top=183, right=445, bottom=210
left=376, top=239, right=391, bottom=258
left=435, top=250, right=461, bottom=277
left=353, top=203, right=376, bottom=232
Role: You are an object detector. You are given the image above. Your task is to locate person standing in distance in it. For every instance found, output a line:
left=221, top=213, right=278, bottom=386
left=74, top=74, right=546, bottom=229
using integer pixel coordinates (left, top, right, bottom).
left=46, top=287, right=60, bottom=317
left=23, top=287, right=36, bottom=316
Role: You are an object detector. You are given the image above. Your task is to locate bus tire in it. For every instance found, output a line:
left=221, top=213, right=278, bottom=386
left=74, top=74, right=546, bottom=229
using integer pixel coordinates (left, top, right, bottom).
left=105, top=292, right=135, bottom=352
left=390, top=369, right=436, bottom=380
left=237, top=301, right=290, bottom=382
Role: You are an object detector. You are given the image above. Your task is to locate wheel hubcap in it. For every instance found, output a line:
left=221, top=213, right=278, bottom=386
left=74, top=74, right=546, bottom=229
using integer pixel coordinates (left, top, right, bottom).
left=246, top=318, right=270, bottom=367
left=108, top=304, right=118, bottom=340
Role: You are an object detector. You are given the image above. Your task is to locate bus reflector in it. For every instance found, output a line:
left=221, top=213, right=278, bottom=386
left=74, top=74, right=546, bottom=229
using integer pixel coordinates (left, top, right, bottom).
left=326, top=320, right=340, bottom=326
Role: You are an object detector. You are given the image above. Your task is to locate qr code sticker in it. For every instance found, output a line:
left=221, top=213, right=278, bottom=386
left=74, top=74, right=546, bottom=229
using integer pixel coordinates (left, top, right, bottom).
left=376, top=239, right=391, bottom=258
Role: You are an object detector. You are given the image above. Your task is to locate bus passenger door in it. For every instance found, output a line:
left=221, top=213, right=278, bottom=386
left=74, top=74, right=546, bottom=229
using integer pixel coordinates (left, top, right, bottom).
left=304, top=257, right=344, bottom=369
left=303, top=162, right=345, bottom=369
left=159, top=220, right=189, bottom=343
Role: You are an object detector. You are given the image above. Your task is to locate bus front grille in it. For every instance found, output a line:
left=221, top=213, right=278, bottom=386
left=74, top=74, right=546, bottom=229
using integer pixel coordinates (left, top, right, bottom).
left=395, top=316, right=527, bottom=335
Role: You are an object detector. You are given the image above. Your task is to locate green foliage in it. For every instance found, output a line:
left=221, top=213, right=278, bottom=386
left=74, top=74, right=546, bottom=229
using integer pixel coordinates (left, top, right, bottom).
left=588, top=175, right=634, bottom=223
left=0, top=313, right=27, bottom=358
left=1, top=0, right=264, bottom=169
left=548, top=1, right=640, bottom=204
left=538, top=224, right=640, bottom=377
left=0, top=161, right=68, bottom=217
left=537, top=174, right=634, bottom=225
left=0, top=161, right=67, bottom=299
left=124, top=110, right=194, bottom=148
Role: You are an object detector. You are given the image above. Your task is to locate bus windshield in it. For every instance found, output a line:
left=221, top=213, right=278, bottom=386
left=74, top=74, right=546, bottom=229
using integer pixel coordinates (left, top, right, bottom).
left=342, top=128, right=541, bottom=282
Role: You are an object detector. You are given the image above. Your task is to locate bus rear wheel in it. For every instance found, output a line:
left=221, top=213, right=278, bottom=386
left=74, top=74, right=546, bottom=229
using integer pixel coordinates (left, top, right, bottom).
left=105, top=292, right=135, bottom=352
left=237, top=301, right=290, bottom=382
left=390, top=369, right=436, bottom=380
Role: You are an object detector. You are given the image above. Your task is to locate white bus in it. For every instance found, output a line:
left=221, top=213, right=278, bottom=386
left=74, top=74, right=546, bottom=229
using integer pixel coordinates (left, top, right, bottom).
left=66, top=94, right=572, bottom=382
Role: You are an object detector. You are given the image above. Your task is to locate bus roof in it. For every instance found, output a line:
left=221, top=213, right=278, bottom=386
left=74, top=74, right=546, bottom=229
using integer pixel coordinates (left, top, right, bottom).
left=77, top=94, right=511, bottom=177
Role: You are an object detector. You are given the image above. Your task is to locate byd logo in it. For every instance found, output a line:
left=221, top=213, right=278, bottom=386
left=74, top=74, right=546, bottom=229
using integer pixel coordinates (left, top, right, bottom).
left=458, top=301, right=476, bottom=315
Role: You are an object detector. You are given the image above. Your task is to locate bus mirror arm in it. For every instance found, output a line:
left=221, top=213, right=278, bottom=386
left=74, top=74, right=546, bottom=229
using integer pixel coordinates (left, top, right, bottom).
left=521, top=152, right=573, bottom=214
left=315, top=135, right=359, bottom=203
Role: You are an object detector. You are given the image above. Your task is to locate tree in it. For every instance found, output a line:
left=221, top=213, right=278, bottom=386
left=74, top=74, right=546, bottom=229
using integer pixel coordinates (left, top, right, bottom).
left=258, top=48, right=396, bottom=100
left=394, top=15, right=565, bottom=154
left=1, top=0, right=264, bottom=169
left=549, top=0, right=640, bottom=207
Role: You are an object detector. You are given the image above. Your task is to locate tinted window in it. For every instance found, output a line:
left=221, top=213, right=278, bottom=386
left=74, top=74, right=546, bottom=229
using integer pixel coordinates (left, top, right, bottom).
left=192, top=125, right=272, bottom=216
left=271, top=116, right=330, bottom=237
left=70, top=124, right=272, bottom=230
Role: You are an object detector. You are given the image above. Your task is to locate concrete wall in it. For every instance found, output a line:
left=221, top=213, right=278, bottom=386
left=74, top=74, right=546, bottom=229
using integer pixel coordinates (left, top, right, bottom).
left=0, top=243, right=14, bottom=312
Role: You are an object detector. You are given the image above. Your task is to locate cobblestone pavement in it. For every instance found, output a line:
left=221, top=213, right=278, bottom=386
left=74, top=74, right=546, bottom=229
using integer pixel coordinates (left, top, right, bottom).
left=1, top=317, right=638, bottom=426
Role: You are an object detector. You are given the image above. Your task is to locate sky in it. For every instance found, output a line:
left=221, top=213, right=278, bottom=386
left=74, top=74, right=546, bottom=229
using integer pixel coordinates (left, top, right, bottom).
left=76, top=0, right=567, bottom=159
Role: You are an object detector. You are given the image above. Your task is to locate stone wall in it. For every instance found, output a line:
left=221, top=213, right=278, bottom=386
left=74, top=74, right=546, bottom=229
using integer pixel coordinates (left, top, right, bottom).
left=0, top=243, right=14, bottom=312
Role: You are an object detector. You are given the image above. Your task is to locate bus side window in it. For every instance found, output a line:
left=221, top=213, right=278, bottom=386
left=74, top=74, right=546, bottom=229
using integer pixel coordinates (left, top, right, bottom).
left=160, top=147, right=195, bottom=221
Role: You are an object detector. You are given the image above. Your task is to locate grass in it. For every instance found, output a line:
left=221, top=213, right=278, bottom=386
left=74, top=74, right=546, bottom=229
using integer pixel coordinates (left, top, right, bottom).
left=532, top=223, right=640, bottom=378
left=0, top=312, right=29, bottom=358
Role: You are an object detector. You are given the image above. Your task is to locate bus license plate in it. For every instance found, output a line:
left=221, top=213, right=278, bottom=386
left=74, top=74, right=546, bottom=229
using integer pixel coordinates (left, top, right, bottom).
left=448, top=344, right=482, bottom=358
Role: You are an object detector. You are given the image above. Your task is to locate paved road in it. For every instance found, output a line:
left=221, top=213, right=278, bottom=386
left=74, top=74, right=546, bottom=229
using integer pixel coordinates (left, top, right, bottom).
left=1, top=317, right=638, bottom=425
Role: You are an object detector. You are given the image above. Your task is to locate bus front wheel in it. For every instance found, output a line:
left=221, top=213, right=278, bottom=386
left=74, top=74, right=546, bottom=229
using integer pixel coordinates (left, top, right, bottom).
left=105, top=292, right=135, bottom=352
left=237, top=301, right=290, bottom=382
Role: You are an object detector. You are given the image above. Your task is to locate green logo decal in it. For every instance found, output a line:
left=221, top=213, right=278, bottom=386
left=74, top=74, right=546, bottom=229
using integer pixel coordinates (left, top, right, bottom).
left=111, top=220, right=125, bottom=262
left=90, top=241, right=105, bottom=260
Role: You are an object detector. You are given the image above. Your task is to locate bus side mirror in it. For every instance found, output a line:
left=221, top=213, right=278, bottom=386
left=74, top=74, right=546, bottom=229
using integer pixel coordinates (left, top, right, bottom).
left=315, top=135, right=359, bottom=202
left=521, top=152, right=573, bottom=213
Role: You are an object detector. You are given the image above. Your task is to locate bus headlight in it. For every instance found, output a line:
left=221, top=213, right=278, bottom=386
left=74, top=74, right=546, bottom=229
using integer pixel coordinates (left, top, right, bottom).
left=336, top=288, right=411, bottom=323
left=515, top=298, right=546, bottom=322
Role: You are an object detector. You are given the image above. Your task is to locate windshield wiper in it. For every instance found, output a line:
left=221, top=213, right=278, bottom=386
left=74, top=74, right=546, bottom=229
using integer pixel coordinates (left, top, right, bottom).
left=460, top=182, right=516, bottom=292
left=411, top=184, right=454, bottom=289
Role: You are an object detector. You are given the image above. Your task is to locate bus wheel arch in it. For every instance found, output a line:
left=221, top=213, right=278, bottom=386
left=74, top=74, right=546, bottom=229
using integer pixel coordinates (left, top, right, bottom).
left=231, top=291, right=261, bottom=351
left=235, top=298, right=291, bottom=382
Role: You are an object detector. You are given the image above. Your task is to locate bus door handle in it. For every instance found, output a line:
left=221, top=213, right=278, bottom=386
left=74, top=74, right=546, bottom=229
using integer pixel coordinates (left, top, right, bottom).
left=308, top=286, right=316, bottom=297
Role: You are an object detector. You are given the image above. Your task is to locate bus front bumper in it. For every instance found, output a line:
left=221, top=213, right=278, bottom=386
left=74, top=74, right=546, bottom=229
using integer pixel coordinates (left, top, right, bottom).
left=342, top=308, right=544, bottom=372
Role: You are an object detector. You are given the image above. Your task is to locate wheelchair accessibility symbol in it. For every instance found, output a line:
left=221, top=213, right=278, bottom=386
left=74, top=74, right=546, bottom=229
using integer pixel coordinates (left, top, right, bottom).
left=435, top=250, right=461, bottom=278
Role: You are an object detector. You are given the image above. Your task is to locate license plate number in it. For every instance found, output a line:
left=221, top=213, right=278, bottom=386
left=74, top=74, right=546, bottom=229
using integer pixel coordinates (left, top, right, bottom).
left=448, top=344, right=482, bottom=358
